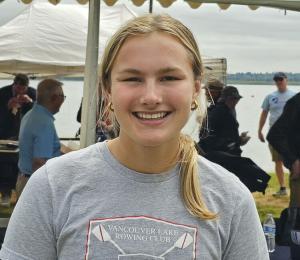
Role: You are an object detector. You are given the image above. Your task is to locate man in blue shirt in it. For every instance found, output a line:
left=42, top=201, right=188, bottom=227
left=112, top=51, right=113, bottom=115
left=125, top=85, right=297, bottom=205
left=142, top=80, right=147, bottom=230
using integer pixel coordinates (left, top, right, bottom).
left=258, top=72, right=295, bottom=196
left=16, top=78, right=66, bottom=198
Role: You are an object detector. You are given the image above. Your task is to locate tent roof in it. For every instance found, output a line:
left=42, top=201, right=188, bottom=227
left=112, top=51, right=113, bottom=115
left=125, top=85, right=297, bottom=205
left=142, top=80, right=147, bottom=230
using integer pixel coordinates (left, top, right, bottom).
left=18, top=0, right=300, bottom=12
left=0, top=1, right=226, bottom=80
left=0, top=2, right=136, bottom=76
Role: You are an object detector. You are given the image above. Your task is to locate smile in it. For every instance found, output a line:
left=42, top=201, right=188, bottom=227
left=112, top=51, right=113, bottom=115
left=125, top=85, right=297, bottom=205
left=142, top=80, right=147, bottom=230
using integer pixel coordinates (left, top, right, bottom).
left=133, top=112, right=170, bottom=120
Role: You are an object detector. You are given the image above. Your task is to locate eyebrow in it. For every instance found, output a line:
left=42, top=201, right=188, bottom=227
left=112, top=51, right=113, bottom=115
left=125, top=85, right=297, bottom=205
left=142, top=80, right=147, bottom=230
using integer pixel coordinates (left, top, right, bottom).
left=118, top=67, right=183, bottom=75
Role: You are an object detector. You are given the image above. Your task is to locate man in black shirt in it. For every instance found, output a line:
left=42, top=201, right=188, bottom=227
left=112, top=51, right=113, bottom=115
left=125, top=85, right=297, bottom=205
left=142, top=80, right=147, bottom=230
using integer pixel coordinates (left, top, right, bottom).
left=0, top=74, right=36, bottom=140
left=267, top=92, right=300, bottom=207
left=199, top=86, right=250, bottom=156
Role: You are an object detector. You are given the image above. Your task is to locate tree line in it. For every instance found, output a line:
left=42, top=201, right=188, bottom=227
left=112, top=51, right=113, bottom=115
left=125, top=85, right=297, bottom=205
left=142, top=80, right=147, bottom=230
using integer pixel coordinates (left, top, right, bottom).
left=227, top=72, right=300, bottom=85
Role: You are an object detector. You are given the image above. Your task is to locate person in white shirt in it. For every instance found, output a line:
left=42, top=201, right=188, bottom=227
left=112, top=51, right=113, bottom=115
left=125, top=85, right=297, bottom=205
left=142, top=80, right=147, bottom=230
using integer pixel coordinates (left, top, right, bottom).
left=258, top=72, right=295, bottom=196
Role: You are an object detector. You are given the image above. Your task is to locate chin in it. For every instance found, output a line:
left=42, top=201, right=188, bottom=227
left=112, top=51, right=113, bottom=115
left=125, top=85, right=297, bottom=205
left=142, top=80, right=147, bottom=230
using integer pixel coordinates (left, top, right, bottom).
left=134, top=133, right=179, bottom=148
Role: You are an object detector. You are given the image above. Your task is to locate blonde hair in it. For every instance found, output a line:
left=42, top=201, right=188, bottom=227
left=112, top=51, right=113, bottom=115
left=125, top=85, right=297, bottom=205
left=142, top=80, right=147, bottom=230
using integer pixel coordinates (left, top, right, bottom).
left=100, top=14, right=217, bottom=220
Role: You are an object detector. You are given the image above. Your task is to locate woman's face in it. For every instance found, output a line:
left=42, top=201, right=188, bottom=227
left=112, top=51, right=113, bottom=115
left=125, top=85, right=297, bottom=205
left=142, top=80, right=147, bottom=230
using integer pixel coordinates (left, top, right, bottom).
left=110, top=31, right=200, bottom=147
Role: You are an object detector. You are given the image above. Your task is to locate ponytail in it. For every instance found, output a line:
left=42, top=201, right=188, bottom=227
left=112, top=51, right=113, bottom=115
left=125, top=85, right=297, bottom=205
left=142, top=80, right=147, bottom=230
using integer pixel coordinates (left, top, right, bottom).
left=178, top=134, right=217, bottom=220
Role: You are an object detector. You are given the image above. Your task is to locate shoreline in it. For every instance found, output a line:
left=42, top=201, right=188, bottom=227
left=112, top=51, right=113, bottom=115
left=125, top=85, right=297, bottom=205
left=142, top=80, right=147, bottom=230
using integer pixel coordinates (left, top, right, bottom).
left=227, top=81, right=300, bottom=86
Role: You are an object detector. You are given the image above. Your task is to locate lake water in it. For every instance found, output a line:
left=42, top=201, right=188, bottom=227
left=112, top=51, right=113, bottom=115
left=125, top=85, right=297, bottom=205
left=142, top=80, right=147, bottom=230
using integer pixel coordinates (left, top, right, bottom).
left=1, top=79, right=299, bottom=172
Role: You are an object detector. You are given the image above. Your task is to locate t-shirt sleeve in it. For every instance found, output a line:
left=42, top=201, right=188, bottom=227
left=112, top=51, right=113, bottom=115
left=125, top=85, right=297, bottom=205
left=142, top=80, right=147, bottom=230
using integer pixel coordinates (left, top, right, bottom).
left=0, top=166, right=56, bottom=260
left=222, top=188, right=269, bottom=260
left=261, top=95, right=270, bottom=111
left=33, top=124, right=57, bottom=159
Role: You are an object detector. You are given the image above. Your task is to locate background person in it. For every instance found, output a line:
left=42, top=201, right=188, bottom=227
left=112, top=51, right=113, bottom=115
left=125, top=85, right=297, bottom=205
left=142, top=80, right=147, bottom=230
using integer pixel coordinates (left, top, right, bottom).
left=267, top=92, right=300, bottom=260
left=198, top=79, right=224, bottom=140
left=0, top=74, right=36, bottom=140
left=76, top=96, right=116, bottom=141
left=258, top=72, right=295, bottom=197
left=16, top=78, right=67, bottom=198
left=203, top=78, right=224, bottom=105
left=198, top=86, right=269, bottom=193
left=267, top=92, right=300, bottom=207
left=199, top=86, right=250, bottom=156
left=0, top=15, right=268, bottom=259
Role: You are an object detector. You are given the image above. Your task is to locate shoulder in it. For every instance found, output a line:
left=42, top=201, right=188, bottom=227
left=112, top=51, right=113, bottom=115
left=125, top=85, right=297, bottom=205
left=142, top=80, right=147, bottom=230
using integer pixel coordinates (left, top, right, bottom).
left=286, top=92, right=300, bottom=107
left=25, top=107, right=53, bottom=128
left=287, top=89, right=296, bottom=94
left=266, top=91, right=278, bottom=98
left=263, top=93, right=271, bottom=100
left=0, top=84, right=11, bottom=90
left=0, top=85, right=12, bottom=95
left=294, top=92, right=300, bottom=100
left=197, top=156, right=252, bottom=212
left=32, top=105, right=52, bottom=120
left=27, top=86, right=36, bottom=96
left=42, top=143, right=104, bottom=188
left=209, top=103, right=228, bottom=115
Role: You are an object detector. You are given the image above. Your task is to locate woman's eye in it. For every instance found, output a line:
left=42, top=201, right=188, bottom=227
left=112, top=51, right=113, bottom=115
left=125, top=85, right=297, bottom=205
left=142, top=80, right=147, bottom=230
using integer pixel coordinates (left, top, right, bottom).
left=122, top=77, right=142, bottom=82
left=161, top=76, right=179, bottom=81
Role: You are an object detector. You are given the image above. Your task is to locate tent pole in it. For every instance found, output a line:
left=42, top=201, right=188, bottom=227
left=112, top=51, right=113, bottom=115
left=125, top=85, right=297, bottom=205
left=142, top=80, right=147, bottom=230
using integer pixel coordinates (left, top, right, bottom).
left=149, top=0, right=153, bottom=13
left=80, top=0, right=100, bottom=148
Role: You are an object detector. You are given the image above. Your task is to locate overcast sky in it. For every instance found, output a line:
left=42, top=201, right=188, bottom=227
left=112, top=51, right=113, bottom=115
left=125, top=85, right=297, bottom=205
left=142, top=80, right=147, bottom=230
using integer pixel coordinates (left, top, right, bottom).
left=1, top=0, right=300, bottom=73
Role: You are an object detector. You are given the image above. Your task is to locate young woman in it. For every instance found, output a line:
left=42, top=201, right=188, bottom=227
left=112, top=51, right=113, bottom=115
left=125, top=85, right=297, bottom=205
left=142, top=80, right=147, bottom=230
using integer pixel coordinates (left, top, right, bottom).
left=0, top=15, right=268, bottom=259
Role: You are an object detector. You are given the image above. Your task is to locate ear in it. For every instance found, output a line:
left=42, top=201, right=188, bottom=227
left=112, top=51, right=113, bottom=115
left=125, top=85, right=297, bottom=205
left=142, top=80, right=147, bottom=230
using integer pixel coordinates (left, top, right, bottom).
left=193, top=80, right=201, bottom=100
left=50, top=94, right=58, bottom=102
left=50, top=94, right=59, bottom=104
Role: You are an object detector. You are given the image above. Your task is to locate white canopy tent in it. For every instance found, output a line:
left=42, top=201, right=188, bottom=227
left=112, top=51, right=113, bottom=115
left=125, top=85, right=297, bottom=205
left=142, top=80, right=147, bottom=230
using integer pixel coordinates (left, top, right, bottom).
left=0, top=2, right=136, bottom=76
left=0, top=1, right=136, bottom=147
left=5, top=0, right=300, bottom=147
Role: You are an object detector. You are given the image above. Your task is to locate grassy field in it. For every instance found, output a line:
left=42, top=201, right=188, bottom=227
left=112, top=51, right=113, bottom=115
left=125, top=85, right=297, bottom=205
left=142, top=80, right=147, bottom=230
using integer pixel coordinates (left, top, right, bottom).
left=253, top=172, right=290, bottom=221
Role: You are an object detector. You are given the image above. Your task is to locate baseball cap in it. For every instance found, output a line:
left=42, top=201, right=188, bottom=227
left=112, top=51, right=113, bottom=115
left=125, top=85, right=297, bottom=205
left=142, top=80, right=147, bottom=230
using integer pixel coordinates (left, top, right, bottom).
left=220, top=86, right=242, bottom=100
left=273, top=72, right=287, bottom=81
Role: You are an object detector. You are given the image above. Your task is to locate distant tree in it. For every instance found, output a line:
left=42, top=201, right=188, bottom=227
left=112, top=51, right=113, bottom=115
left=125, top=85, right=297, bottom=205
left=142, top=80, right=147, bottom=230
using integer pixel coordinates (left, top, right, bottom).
left=227, top=72, right=300, bottom=84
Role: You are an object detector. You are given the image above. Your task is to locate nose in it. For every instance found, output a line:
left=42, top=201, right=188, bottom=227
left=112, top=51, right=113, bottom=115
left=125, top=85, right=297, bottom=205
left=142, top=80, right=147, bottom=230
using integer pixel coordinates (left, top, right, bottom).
left=140, top=80, right=162, bottom=106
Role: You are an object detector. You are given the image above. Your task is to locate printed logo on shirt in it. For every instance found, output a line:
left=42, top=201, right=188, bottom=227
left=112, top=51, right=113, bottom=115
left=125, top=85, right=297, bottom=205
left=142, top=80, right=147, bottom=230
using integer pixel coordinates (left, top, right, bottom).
left=85, top=216, right=197, bottom=260
left=271, top=97, right=278, bottom=104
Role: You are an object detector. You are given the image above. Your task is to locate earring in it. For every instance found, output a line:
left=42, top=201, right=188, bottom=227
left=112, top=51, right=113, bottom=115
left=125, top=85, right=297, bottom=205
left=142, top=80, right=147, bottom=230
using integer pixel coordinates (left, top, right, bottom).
left=109, top=102, right=114, bottom=112
left=191, top=100, right=199, bottom=111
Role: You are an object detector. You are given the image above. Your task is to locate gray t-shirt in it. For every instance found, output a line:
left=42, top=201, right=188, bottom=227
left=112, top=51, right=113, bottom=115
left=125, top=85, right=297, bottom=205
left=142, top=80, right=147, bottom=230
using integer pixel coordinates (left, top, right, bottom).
left=261, top=89, right=295, bottom=127
left=0, top=142, right=269, bottom=260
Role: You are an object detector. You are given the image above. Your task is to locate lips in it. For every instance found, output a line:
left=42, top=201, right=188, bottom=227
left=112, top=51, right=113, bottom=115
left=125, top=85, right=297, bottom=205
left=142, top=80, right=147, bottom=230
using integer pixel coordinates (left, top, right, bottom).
left=133, top=112, right=170, bottom=120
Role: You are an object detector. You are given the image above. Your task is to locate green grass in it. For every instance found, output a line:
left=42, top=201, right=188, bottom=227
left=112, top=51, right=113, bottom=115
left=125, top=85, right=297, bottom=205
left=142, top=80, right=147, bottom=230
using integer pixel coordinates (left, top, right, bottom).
left=0, top=205, right=14, bottom=218
left=253, top=173, right=290, bottom=221
left=0, top=191, right=16, bottom=218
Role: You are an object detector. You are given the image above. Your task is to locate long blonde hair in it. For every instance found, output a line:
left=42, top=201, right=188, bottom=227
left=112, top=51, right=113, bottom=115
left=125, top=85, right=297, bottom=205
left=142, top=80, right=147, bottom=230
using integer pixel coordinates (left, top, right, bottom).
left=100, top=14, right=217, bottom=220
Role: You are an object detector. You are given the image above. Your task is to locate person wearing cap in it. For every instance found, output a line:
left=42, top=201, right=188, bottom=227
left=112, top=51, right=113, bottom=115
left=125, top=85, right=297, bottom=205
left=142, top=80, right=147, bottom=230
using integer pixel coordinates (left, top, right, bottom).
left=0, top=74, right=36, bottom=140
left=258, top=72, right=296, bottom=197
left=199, top=86, right=250, bottom=156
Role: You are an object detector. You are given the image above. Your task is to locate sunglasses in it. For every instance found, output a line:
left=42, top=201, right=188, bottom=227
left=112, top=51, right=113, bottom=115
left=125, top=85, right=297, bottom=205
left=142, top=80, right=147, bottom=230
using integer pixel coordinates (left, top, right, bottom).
left=275, top=78, right=284, bottom=82
left=57, top=94, right=66, bottom=100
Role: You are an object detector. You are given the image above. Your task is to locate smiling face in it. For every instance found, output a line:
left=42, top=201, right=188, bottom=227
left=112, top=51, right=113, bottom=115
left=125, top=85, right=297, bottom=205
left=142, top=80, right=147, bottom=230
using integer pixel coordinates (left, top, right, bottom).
left=110, top=32, right=200, bottom=147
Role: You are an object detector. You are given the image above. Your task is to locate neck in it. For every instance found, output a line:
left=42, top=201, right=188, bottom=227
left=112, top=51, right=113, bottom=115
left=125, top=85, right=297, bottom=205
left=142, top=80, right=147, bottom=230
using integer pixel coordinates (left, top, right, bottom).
left=224, top=100, right=233, bottom=109
left=38, top=102, right=55, bottom=114
left=278, top=87, right=287, bottom=93
left=108, top=136, right=180, bottom=174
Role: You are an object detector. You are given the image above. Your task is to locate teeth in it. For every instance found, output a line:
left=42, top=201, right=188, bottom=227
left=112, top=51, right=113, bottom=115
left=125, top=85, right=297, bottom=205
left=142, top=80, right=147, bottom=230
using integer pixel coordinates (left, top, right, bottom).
left=136, top=112, right=167, bottom=120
